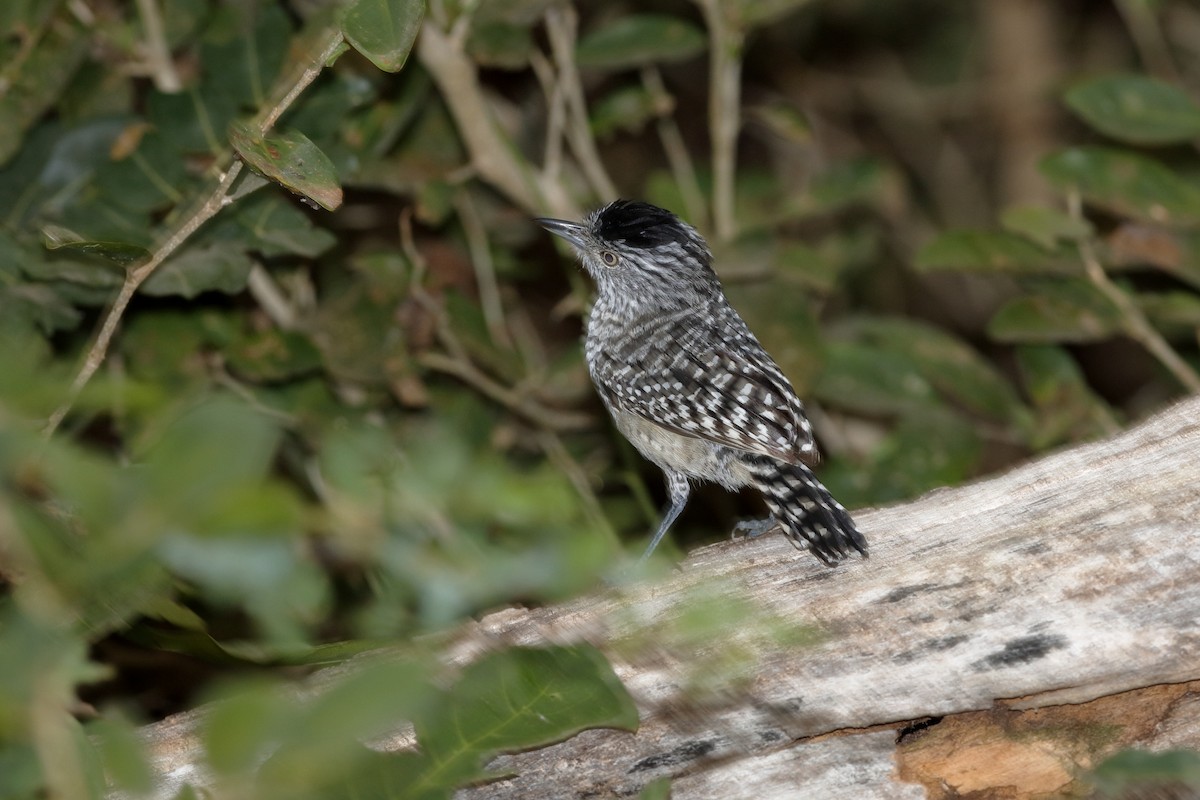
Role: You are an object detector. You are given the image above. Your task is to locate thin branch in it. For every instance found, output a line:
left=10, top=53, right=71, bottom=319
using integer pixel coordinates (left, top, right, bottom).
left=694, top=0, right=744, bottom=242
left=44, top=161, right=245, bottom=436
left=641, top=66, right=707, bottom=228
left=529, top=49, right=567, bottom=186
left=399, top=210, right=593, bottom=433
left=544, top=5, right=618, bottom=201
left=453, top=190, right=512, bottom=348
left=536, top=430, right=620, bottom=548
left=44, top=27, right=348, bottom=437
left=246, top=264, right=298, bottom=331
left=1068, top=191, right=1200, bottom=393
left=134, top=0, right=181, bottom=92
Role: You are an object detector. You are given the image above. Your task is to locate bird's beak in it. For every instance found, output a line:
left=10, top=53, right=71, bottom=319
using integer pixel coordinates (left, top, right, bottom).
left=535, top=217, right=589, bottom=250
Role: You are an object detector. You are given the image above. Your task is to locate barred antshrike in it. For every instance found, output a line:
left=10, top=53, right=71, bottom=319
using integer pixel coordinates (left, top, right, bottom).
left=538, top=201, right=866, bottom=565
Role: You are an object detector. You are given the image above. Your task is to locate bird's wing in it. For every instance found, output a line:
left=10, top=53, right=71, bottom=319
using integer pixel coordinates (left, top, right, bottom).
left=590, top=307, right=815, bottom=463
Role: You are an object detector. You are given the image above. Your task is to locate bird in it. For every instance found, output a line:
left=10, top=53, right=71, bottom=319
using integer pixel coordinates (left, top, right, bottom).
left=537, top=200, right=867, bottom=566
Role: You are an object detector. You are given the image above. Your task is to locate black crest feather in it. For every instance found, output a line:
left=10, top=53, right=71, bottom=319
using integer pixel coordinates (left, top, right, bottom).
left=594, top=200, right=690, bottom=249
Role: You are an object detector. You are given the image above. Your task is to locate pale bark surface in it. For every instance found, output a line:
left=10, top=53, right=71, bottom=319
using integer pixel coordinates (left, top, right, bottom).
left=132, top=397, right=1200, bottom=798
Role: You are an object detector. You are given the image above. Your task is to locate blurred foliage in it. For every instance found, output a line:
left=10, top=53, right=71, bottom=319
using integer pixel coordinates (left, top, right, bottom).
left=1, top=0, right=1199, bottom=796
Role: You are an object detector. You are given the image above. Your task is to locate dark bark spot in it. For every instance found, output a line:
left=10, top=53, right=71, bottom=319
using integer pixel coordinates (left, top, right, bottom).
left=972, top=633, right=1068, bottom=671
left=628, top=738, right=720, bottom=773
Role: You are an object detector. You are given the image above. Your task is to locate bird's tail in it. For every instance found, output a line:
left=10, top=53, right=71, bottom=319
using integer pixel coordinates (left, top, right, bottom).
left=745, top=456, right=867, bottom=565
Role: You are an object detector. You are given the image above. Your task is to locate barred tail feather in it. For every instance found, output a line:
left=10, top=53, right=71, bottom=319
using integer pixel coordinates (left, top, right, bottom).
left=746, top=457, right=867, bottom=565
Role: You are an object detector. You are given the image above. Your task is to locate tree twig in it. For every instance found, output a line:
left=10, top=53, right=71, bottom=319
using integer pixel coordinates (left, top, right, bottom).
left=1068, top=190, right=1200, bottom=393
left=641, top=66, right=707, bottom=227
left=453, top=190, right=512, bottom=348
left=44, top=27, right=349, bottom=437
left=694, top=0, right=744, bottom=242
left=544, top=5, right=618, bottom=202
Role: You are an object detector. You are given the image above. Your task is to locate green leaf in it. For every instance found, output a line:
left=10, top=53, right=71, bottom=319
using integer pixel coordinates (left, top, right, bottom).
left=1065, top=74, right=1200, bottom=145
left=1016, top=345, right=1119, bottom=448
left=41, top=225, right=151, bottom=266
left=1000, top=205, right=1094, bottom=250
left=1040, top=147, right=1200, bottom=226
left=466, top=21, right=534, bottom=69
left=0, top=10, right=88, bottom=164
left=88, top=717, right=154, bottom=795
left=229, top=121, right=344, bottom=211
left=576, top=14, right=706, bottom=70
left=833, top=317, right=1027, bottom=423
left=814, top=340, right=939, bottom=417
left=413, top=645, right=638, bottom=790
left=1089, top=749, right=1200, bottom=794
left=341, top=0, right=425, bottom=73
left=988, top=279, right=1123, bottom=343
left=638, top=777, right=673, bottom=800
left=141, top=241, right=254, bottom=298
left=915, top=229, right=1073, bottom=274
left=233, top=193, right=337, bottom=257
left=591, top=85, right=659, bottom=139
left=1137, top=290, right=1200, bottom=329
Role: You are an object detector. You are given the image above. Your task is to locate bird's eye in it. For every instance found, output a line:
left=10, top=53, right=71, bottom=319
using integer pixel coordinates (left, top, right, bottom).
left=599, top=250, right=619, bottom=268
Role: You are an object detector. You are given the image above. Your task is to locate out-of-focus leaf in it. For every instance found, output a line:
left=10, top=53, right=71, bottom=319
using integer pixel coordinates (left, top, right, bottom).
left=915, top=229, right=1073, bottom=274
left=1040, top=147, right=1200, bottom=226
left=639, top=778, right=673, bottom=800
left=466, top=21, right=533, bottom=69
left=259, top=657, right=434, bottom=790
left=576, top=14, right=706, bottom=70
left=229, top=121, right=343, bottom=211
left=202, top=678, right=293, bottom=776
left=141, top=241, right=254, bottom=298
left=233, top=193, right=337, bottom=257
left=1065, top=74, right=1200, bottom=146
left=341, top=0, right=425, bottom=73
left=1088, top=749, right=1200, bottom=795
left=1137, top=290, right=1200, bottom=330
left=227, top=328, right=324, bottom=382
left=413, top=646, right=638, bottom=789
left=834, top=316, right=1027, bottom=423
left=1000, top=205, right=1094, bottom=250
left=1017, top=345, right=1119, bottom=449
left=800, top=157, right=895, bottom=217
left=774, top=241, right=845, bottom=293
left=89, top=717, right=153, bottom=795
left=1104, top=224, right=1200, bottom=291
left=41, top=225, right=150, bottom=266
left=988, top=279, right=1124, bottom=343
left=814, top=340, right=939, bottom=417
left=727, top=282, right=823, bottom=390
left=591, top=85, right=659, bottom=139
left=0, top=11, right=88, bottom=165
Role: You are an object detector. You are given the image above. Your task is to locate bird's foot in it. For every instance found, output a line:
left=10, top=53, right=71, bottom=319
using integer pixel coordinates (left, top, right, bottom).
left=731, top=515, right=780, bottom=540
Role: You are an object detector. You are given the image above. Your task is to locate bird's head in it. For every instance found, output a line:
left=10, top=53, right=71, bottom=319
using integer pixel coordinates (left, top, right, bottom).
left=537, top=200, right=718, bottom=307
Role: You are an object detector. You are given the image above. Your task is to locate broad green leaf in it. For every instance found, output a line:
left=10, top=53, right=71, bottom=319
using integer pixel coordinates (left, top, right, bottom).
left=1089, top=749, right=1200, bottom=794
left=0, top=10, right=88, bottom=164
left=341, top=0, right=425, bottom=73
left=1040, top=147, right=1200, bottom=226
left=814, top=340, right=939, bottom=417
left=467, top=21, right=534, bottom=69
left=1016, top=345, right=1119, bottom=448
left=141, top=241, right=254, bottom=298
left=1137, top=290, right=1200, bottom=330
left=1104, top=224, right=1200, bottom=291
left=229, top=121, right=344, bottom=211
left=774, top=241, right=844, bottom=293
left=41, top=225, right=150, bottom=266
left=576, top=14, right=706, bottom=70
left=639, top=778, right=673, bottom=800
left=233, top=193, right=337, bottom=257
left=1065, top=74, right=1200, bottom=145
left=833, top=317, right=1026, bottom=423
left=202, top=678, right=293, bottom=776
left=988, top=279, right=1123, bottom=343
left=1000, top=205, right=1093, bottom=250
left=915, top=230, right=1073, bottom=274
left=88, top=717, right=153, bottom=795
left=802, top=157, right=894, bottom=217
left=868, top=411, right=982, bottom=501
left=591, top=85, right=659, bottom=139
left=413, top=645, right=638, bottom=790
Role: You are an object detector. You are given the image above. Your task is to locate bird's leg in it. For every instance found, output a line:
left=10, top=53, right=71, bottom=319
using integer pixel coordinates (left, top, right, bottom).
left=639, top=470, right=691, bottom=563
left=732, top=515, right=779, bottom=540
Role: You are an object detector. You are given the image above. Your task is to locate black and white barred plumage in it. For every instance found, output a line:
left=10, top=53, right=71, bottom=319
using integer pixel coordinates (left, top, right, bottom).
left=538, top=200, right=866, bottom=565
